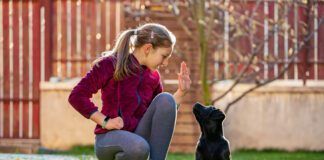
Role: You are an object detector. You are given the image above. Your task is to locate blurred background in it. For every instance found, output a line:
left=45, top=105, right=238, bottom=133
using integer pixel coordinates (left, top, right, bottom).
left=0, top=0, right=323, bottom=159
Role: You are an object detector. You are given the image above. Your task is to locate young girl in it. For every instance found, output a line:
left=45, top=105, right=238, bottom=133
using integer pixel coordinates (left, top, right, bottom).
left=68, top=23, right=191, bottom=160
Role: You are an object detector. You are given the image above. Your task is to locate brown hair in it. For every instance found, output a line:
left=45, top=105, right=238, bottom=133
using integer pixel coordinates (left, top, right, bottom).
left=98, top=23, right=176, bottom=81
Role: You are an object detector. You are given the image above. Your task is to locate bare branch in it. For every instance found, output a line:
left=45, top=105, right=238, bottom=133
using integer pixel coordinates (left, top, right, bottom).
left=177, top=15, right=195, bottom=39
left=223, top=18, right=324, bottom=113
left=211, top=40, right=264, bottom=104
left=211, top=16, right=279, bottom=104
left=170, top=0, right=195, bottom=39
left=211, top=7, right=313, bottom=102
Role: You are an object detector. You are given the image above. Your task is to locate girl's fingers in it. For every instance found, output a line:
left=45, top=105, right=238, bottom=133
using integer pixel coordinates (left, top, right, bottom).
left=180, top=62, right=183, bottom=74
left=179, top=62, right=190, bottom=79
left=178, top=73, right=183, bottom=89
left=178, top=62, right=191, bottom=92
left=179, top=78, right=191, bottom=90
left=180, top=62, right=187, bottom=74
left=183, top=65, right=188, bottom=74
left=179, top=75, right=191, bottom=83
left=180, top=75, right=190, bottom=83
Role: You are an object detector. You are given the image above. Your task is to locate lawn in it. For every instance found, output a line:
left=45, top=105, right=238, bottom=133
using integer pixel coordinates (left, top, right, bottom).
left=231, top=149, right=324, bottom=160
left=37, top=146, right=324, bottom=160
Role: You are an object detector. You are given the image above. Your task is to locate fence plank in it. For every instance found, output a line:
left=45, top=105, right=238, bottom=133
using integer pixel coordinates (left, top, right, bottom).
left=2, top=0, right=10, bottom=138
left=0, top=0, right=3, bottom=138
left=61, top=1, right=67, bottom=78
left=43, top=0, right=52, bottom=81
left=12, top=0, right=20, bottom=138
left=89, top=1, right=96, bottom=59
left=32, top=1, right=40, bottom=139
left=100, top=1, right=106, bottom=53
left=70, top=0, right=76, bottom=77
left=52, top=1, right=58, bottom=78
left=22, top=0, right=29, bottom=139
left=109, top=1, right=116, bottom=48
left=80, top=1, right=87, bottom=75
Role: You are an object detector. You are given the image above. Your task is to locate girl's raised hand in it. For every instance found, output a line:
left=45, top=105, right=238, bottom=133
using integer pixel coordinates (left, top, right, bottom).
left=177, top=61, right=192, bottom=96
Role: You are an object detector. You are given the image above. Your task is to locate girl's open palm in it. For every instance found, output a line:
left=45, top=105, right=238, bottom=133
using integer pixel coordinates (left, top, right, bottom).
left=177, top=62, right=192, bottom=95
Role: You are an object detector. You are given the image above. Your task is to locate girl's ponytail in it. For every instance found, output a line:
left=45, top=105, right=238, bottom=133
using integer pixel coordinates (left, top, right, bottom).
left=111, top=29, right=137, bottom=81
left=94, top=23, right=175, bottom=81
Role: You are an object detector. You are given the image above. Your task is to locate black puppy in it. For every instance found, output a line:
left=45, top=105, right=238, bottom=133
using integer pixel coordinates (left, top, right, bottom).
left=193, top=102, right=230, bottom=160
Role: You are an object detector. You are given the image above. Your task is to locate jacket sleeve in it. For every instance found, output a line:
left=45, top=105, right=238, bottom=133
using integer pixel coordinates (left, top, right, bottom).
left=152, top=71, right=163, bottom=98
left=68, top=58, right=114, bottom=119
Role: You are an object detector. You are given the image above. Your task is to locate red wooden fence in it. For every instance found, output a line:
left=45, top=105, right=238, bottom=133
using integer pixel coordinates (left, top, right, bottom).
left=51, top=0, right=124, bottom=79
left=0, top=0, right=123, bottom=146
left=0, top=0, right=41, bottom=140
left=216, top=1, right=324, bottom=82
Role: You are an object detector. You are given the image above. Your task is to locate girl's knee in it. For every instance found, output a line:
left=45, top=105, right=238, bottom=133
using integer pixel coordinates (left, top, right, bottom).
left=128, top=140, right=150, bottom=159
left=95, top=145, right=123, bottom=160
left=155, top=92, right=176, bottom=110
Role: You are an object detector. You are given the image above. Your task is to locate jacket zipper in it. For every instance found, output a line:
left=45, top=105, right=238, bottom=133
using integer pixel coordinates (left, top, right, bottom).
left=117, top=82, right=123, bottom=118
left=135, top=71, right=143, bottom=111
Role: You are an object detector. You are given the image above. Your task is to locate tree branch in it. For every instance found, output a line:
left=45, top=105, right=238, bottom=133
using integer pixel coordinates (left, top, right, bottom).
left=211, top=0, right=271, bottom=104
left=223, top=18, right=323, bottom=113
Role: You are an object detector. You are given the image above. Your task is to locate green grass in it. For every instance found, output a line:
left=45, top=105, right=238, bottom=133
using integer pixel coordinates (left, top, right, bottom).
left=231, top=149, right=324, bottom=160
left=38, top=146, right=324, bottom=160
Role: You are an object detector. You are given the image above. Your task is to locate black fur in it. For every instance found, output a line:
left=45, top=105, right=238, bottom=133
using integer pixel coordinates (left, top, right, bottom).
left=193, top=102, right=231, bottom=160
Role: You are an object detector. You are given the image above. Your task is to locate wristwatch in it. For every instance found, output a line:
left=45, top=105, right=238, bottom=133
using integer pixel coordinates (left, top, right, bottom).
left=101, top=116, right=110, bottom=129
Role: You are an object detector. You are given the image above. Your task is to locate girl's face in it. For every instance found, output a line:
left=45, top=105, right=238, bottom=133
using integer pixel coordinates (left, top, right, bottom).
left=145, top=47, right=173, bottom=71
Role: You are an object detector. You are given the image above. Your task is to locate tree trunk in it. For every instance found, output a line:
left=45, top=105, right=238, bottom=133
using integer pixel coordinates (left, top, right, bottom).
left=195, top=0, right=211, bottom=104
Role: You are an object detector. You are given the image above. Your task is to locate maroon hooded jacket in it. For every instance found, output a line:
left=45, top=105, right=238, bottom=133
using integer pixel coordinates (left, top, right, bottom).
left=68, top=54, right=162, bottom=134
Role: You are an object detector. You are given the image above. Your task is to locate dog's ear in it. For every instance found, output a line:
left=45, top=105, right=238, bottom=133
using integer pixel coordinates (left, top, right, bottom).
left=194, top=102, right=204, bottom=107
left=210, top=109, right=226, bottom=121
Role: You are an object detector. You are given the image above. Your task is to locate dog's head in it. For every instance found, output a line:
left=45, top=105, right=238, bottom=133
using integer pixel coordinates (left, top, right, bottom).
left=193, top=102, right=225, bottom=136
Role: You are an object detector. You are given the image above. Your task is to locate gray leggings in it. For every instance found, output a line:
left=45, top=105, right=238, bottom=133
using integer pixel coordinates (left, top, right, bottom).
left=95, top=92, right=177, bottom=160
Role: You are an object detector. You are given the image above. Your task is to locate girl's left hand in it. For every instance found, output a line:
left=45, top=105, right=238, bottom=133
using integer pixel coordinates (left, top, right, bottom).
left=177, top=61, right=192, bottom=96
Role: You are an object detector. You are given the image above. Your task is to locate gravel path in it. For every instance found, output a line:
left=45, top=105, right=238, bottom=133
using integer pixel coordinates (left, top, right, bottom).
left=0, top=154, right=97, bottom=160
